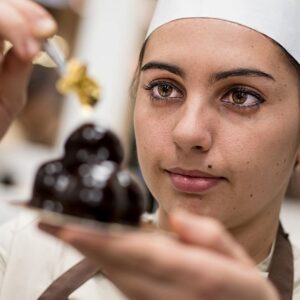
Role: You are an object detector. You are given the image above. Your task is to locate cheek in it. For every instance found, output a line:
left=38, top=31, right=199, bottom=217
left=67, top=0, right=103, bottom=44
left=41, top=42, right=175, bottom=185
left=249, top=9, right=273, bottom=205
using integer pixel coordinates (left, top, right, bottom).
left=134, top=99, right=159, bottom=172
left=133, top=97, right=173, bottom=190
left=224, top=110, right=300, bottom=201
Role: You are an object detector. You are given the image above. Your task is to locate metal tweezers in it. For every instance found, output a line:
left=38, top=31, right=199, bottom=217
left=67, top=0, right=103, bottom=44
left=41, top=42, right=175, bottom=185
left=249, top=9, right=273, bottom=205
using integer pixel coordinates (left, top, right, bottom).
left=43, top=39, right=66, bottom=75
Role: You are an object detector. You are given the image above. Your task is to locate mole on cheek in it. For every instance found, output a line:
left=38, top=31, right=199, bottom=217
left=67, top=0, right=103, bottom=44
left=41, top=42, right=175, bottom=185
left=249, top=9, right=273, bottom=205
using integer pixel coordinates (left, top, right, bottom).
left=208, top=165, right=212, bottom=169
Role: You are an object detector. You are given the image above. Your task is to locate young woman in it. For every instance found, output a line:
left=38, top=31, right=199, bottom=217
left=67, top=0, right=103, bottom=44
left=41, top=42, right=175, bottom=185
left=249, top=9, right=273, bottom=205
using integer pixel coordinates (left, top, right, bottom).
left=1, top=0, right=300, bottom=299
left=39, top=0, right=300, bottom=299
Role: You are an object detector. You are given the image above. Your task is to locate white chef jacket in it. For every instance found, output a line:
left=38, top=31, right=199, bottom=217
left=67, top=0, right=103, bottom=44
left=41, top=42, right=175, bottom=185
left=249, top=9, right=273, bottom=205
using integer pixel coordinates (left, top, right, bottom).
left=0, top=211, right=127, bottom=300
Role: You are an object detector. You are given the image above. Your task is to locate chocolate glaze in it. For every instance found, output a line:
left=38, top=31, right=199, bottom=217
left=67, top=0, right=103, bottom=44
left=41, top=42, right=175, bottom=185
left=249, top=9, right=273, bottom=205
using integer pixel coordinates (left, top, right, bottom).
left=64, top=124, right=124, bottom=170
left=29, top=123, right=146, bottom=226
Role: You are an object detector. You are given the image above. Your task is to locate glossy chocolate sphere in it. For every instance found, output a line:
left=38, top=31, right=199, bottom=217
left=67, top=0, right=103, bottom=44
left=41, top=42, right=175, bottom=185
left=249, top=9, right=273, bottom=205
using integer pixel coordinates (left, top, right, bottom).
left=64, top=123, right=124, bottom=169
left=29, top=123, right=146, bottom=226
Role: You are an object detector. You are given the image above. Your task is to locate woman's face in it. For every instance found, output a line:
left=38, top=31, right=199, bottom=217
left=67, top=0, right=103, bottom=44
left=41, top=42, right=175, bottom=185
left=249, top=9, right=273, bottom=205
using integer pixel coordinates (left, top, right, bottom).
left=134, top=19, right=300, bottom=229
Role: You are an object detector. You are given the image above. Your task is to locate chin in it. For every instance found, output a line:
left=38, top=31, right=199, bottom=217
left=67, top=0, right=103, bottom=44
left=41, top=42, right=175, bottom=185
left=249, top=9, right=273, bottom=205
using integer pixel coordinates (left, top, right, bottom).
left=161, top=194, right=218, bottom=217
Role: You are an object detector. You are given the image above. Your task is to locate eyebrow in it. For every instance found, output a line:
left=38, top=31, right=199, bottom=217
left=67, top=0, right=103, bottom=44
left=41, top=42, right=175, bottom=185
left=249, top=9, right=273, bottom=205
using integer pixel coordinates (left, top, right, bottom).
left=211, top=68, right=275, bottom=82
left=141, top=61, right=275, bottom=82
left=141, top=61, right=185, bottom=78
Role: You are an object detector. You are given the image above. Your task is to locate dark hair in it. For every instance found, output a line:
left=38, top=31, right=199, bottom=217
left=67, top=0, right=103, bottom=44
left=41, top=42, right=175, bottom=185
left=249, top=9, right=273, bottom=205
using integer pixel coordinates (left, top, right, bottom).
left=130, top=38, right=149, bottom=100
left=278, top=47, right=300, bottom=98
left=279, top=45, right=300, bottom=78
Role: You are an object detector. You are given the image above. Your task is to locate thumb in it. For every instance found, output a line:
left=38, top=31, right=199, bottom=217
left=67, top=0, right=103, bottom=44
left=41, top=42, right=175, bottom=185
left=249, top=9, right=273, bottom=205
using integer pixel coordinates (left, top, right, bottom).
left=0, top=48, right=32, bottom=138
left=169, top=210, right=254, bottom=267
left=0, top=48, right=32, bottom=115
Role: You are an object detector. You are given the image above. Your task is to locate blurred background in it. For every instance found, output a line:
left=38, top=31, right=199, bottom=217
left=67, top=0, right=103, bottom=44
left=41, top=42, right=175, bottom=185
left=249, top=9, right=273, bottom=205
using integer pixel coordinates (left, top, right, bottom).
left=0, top=0, right=299, bottom=245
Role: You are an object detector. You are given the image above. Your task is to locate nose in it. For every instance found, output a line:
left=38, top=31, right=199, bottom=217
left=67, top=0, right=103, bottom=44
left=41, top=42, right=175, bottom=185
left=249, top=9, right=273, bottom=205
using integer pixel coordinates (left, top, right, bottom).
left=172, top=101, right=213, bottom=154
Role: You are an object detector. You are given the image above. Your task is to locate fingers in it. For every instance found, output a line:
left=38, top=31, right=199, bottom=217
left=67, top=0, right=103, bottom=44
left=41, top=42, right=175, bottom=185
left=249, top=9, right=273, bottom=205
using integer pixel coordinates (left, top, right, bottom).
left=38, top=223, right=260, bottom=300
left=0, top=48, right=31, bottom=139
left=0, top=0, right=56, bottom=60
left=38, top=223, right=184, bottom=280
left=0, top=2, right=36, bottom=59
left=105, top=267, right=195, bottom=300
left=169, top=210, right=254, bottom=267
left=0, top=48, right=32, bottom=119
left=38, top=222, right=280, bottom=300
left=0, top=0, right=57, bottom=137
left=10, top=0, right=57, bottom=37
left=38, top=222, right=248, bottom=284
left=39, top=212, right=254, bottom=271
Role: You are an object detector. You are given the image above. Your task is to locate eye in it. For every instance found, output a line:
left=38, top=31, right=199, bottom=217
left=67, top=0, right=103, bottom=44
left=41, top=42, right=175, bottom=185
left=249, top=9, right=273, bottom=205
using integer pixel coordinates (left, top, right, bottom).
left=221, top=87, right=265, bottom=109
left=144, top=80, right=184, bottom=101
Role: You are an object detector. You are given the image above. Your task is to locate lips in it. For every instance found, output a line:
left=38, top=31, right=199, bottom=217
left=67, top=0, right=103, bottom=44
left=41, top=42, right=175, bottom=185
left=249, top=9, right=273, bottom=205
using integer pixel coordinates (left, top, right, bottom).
left=166, top=168, right=224, bottom=194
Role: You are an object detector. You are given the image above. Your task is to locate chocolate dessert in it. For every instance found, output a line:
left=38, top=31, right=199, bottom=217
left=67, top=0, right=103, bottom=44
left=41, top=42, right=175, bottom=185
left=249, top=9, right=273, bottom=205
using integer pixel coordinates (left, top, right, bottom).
left=29, top=123, right=146, bottom=226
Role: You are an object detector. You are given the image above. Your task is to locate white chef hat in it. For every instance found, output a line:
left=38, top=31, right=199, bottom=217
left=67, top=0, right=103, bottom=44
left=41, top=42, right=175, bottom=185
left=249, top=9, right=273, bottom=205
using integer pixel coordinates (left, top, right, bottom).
left=147, top=0, right=300, bottom=64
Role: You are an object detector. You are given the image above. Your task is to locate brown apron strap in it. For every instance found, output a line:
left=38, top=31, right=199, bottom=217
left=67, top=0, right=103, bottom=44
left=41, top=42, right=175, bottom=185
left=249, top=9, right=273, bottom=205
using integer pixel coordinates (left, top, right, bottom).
left=268, top=223, right=294, bottom=300
left=38, top=258, right=101, bottom=300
